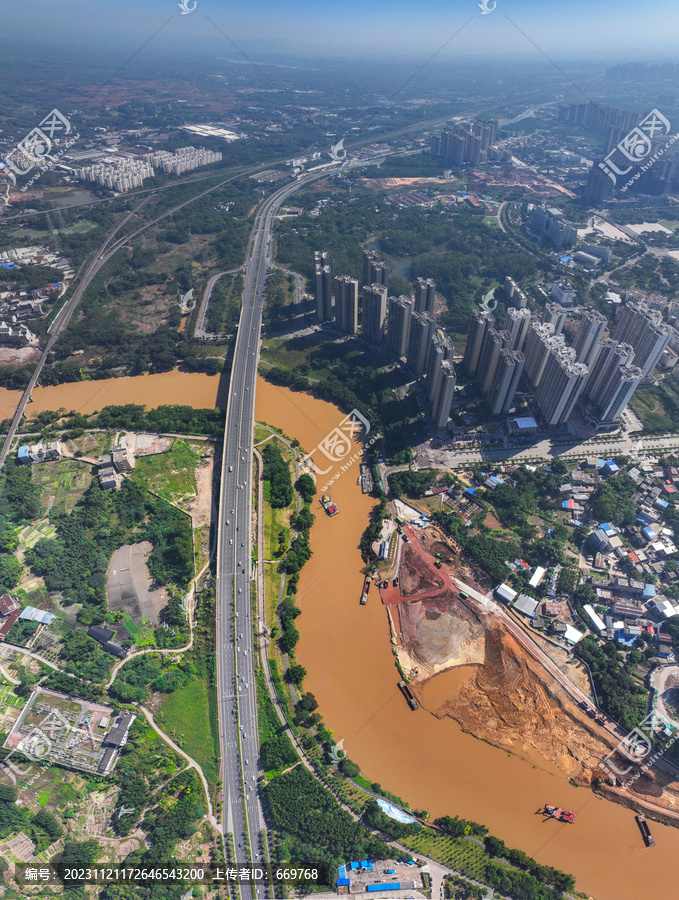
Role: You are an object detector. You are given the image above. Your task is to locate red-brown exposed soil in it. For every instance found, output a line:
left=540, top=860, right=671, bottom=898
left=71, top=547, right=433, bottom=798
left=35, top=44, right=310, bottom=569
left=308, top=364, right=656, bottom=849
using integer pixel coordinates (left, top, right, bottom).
left=400, top=542, right=445, bottom=597
left=388, top=524, right=629, bottom=784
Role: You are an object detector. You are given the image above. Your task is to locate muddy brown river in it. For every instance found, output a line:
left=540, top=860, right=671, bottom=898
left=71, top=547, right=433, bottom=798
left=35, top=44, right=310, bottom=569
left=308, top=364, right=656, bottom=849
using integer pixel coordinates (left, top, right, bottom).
left=3, top=370, right=679, bottom=900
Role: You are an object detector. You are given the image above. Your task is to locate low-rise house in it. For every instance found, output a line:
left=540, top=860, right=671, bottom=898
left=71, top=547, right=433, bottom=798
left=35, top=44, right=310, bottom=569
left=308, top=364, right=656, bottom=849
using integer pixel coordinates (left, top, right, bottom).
left=514, top=594, right=539, bottom=617
left=17, top=442, right=61, bottom=464
left=112, top=444, right=135, bottom=473
left=495, top=583, right=517, bottom=604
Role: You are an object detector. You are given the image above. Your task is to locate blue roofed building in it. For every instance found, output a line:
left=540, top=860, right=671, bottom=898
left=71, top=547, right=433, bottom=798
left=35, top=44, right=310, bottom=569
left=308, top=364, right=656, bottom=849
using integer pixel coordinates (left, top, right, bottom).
left=19, top=606, right=55, bottom=625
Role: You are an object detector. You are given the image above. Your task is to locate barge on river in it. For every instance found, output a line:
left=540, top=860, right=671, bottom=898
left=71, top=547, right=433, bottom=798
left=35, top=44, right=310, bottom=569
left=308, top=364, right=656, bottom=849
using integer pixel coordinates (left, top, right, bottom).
left=360, top=576, right=370, bottom=605
left=543, top=805, right=576, bottom=824
left=636, top=815, right=655, bottom=847
left=320, top=494, right=339, bottom=516
left=398, top=680, right=419, bottom=711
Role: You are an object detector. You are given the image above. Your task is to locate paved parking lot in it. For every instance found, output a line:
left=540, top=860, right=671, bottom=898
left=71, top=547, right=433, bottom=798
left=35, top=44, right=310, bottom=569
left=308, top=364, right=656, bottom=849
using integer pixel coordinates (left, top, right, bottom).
left=106, top=542, right=167, bottom=626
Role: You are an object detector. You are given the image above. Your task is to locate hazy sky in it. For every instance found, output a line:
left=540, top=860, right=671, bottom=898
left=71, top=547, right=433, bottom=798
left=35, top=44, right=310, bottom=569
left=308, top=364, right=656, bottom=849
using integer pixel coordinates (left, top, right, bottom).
left=5, top=0, right=679, bottom=64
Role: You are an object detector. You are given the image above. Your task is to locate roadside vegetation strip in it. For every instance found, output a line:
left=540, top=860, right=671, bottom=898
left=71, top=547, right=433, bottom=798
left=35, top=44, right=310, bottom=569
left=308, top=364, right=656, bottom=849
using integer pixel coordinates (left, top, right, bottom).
left=137, top=705, right=216, bottom=826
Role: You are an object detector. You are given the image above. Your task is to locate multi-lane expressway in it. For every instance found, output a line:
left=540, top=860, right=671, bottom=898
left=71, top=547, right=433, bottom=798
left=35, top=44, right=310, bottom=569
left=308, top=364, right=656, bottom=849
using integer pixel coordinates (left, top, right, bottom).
left=215, top=167, right=342, bottom=898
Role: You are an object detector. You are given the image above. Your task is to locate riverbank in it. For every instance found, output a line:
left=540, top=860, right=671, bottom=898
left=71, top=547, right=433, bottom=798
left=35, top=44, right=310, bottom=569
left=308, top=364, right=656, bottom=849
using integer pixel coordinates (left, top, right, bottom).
left=6, top=366, right=679, bottom=900
left=253, top=375, right=679, bottom=900
left=0, top=370, right=225, bottom=422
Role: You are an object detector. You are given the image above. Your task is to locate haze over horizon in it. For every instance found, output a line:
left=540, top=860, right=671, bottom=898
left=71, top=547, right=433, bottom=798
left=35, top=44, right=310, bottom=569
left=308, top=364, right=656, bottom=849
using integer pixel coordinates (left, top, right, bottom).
left=4, top=0, right=679, bottom=67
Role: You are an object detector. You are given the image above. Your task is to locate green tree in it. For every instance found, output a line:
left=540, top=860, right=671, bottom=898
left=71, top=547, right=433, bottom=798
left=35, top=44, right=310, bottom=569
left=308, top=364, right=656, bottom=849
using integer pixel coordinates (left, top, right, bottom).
left=296, top=473, right=317, bottom=503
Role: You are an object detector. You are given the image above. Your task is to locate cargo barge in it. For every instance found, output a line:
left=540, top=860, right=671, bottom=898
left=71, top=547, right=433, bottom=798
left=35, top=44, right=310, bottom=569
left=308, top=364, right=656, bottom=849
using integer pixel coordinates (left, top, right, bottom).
left=320, top=494, right=339, bottom=516
left=636, top=815, right=655, bottom=847
left=543, top=805, right=576, bottom=824
left=398, top=680, right=419, bottom=711
left=360, top=577, right=370, bottom=605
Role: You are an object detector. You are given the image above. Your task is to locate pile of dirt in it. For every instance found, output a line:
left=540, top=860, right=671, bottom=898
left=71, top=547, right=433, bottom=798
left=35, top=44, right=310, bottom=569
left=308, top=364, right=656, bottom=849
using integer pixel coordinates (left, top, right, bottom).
left=399, top=543, right=445, bottom=597
left=398, top=594, right=486, bottom=669
left=421, top=528, right=493, bottom=594
left=408, top=620, right=615, bottom=784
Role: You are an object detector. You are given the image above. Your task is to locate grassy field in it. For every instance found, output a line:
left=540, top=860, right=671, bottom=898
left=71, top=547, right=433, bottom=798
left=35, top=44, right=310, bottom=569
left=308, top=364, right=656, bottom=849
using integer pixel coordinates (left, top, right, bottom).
left=17, top=520, right=57, bottom=552
left=133, top=439, right=201, bottom=506
left=629, top=385, right=677, bottom=433
left=66, top=431, right=114, bottom=457
left=31, top=458, right=92, bottom=515
left=155, top=676, right=220, bottom=788
left=255, top=429, right=298, bottom=563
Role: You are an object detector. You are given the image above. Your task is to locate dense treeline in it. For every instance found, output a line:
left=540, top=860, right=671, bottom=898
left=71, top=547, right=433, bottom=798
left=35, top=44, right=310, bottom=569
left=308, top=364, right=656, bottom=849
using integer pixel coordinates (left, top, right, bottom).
left=145, top=499, right=194, bottom=589
left=264, top=766, right=394, bottom=873
left=483, top=835, right=575, bottom=894
left=92, top=404, right=224, bottom=437
left=576, top=635, right=647, bottom=730
left=0, top=784, right=63, bottom=852
left=278, top=596, right=302, bottom=655
left=109, top=654, right=194, bottom=704
left=262, top=442, right=294, bottom=508
left=360, top=497, right=388, bottom=563
left=0, top=459, right=43, bottom=591
left=26, top=477, right=193, bottom=626
left=41, top=671, right=104, bottom=702
left=590, top=473, right=638, bottom=527
left=59, top=629, right=113, bottom=682
left=434, top=814, right=488, bottom=839
left=389, top=469, right=438, bottom=498
left=432, top=509, right=518, bottom=583
left=260, top=733, right=298, bottom=771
